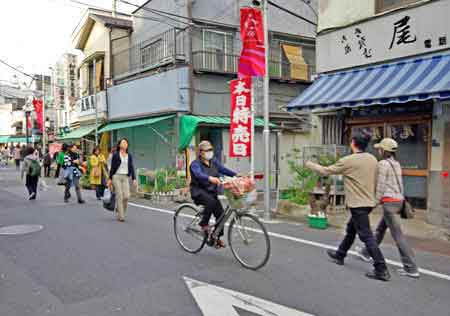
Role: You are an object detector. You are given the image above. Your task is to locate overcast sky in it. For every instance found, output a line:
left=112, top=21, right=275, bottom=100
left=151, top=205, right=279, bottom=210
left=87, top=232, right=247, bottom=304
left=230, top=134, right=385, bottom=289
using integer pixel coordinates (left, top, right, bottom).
left=0, top=0, right=145, bottom=84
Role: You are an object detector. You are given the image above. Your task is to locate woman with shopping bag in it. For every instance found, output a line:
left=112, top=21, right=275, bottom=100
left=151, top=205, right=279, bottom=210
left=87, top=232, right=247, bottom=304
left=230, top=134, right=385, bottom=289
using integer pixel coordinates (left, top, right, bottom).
left=107, top=138, right=137, bottom=222
left=89, top=146, right=108, bottom=200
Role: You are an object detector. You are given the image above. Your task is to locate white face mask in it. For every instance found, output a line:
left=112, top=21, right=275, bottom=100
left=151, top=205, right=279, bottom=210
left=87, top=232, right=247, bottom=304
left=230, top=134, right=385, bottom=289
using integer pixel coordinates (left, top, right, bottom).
left=204, top=151, right=214, bottom=161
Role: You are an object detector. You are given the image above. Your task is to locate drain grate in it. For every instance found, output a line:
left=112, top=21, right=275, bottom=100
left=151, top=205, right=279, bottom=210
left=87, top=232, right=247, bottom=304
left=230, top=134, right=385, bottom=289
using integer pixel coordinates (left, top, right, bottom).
left=0, top=225, right=44, bottom=235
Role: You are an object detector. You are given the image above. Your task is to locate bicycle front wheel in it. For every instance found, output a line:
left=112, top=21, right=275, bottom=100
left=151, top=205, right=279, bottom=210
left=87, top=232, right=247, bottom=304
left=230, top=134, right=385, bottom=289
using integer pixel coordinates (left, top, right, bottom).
left=228, top=213, right=271, bottom=270
left=174, top=204, right=207, bottom=253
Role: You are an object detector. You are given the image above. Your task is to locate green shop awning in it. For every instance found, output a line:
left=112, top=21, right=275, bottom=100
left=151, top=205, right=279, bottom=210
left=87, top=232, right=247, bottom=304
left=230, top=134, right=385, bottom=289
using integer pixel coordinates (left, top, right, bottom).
left=59, top=125, right=96, bottom=140
left=98, top=115, right=175, bottom=133
left=4, top=136, right=41, bottom=143
left=179, top=115, right=277, bottom=150
left=0, top=136, right=10, bottom=143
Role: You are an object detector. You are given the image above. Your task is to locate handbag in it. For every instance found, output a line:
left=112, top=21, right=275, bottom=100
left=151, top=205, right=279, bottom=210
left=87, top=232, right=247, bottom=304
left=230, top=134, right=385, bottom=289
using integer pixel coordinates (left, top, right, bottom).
left=386, top=160, right=415, bottom=219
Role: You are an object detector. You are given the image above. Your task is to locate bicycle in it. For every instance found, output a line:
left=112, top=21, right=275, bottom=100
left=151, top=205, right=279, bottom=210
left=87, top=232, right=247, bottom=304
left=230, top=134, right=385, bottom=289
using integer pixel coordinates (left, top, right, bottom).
left=173, top=192, right=271, bottom=270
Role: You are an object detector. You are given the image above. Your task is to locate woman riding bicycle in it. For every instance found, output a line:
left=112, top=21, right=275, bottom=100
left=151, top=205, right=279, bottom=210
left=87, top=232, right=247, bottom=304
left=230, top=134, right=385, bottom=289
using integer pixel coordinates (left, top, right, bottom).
left=189, top=140, right=236, bottom=248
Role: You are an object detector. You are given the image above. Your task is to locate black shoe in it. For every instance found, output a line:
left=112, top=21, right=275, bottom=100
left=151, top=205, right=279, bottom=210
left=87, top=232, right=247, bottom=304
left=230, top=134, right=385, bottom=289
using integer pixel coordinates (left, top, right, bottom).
left=64, top=199, right=69, bottom=203
left=327, top=250, right=344, bottom=265
left=78, top=200, right=85, bottom=204
left=366, top=270, right=391, bottom=282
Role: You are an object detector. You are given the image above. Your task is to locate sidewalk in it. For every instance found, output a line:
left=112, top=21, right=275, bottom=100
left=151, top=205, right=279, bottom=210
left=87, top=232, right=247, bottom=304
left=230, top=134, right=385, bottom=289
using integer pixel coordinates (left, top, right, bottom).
left=276, top=200, right=450, bottom=257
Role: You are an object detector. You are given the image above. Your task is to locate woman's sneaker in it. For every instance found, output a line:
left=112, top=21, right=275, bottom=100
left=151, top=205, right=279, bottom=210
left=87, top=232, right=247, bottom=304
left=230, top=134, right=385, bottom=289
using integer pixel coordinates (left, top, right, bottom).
left=355, top=246, right=372, bottom=263
left=397, top=268, right=420, bottom=279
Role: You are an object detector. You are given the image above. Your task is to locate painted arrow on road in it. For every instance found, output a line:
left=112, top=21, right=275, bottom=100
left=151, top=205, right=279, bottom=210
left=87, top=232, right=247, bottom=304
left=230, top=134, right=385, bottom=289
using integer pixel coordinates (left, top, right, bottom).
left=184, top=276, right=315, bottom=316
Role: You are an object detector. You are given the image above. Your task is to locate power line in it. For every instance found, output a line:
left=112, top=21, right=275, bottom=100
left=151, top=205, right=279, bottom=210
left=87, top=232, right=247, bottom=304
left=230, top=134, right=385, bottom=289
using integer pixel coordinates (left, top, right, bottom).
left=118, top=0, right=194, bottom=27
left=0, top=59, right=35, bottom=79
left=268, top=0, right=317, bottom=26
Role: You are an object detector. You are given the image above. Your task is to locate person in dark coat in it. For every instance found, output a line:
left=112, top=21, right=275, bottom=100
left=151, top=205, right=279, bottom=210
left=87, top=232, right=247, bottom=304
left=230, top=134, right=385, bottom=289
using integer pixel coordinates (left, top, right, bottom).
left=189, top=140, right=236, bottom=248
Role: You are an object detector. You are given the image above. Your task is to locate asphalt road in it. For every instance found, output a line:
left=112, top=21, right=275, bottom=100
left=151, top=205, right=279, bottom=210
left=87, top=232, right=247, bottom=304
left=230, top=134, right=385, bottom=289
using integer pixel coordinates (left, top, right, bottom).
left=1, top=166, right=450, bottom=316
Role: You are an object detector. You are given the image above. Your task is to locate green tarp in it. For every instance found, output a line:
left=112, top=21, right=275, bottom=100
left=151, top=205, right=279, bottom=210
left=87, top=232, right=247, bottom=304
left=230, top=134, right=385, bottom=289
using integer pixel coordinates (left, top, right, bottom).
left=179, top=115, right=277, bottom=150
left=98, top=115, right=175, bottom=133
left=59, top=125, right=96, bottom=140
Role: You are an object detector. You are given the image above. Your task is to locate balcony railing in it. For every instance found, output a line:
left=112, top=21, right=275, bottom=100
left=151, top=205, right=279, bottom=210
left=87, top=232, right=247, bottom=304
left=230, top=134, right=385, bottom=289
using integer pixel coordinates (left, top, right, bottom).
left=192, top=50, right=316, bottom=82
left=113, top=28, right=186, bottom=79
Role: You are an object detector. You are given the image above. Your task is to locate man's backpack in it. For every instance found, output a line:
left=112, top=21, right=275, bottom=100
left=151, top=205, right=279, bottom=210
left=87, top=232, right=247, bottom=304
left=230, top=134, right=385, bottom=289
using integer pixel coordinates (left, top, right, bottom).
left=28, top=160, right=41, bottom=177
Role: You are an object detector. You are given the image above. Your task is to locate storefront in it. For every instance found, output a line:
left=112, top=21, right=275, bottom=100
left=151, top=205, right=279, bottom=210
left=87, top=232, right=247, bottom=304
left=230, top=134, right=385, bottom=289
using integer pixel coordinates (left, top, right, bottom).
left=287, top=52, right=450, bottom=211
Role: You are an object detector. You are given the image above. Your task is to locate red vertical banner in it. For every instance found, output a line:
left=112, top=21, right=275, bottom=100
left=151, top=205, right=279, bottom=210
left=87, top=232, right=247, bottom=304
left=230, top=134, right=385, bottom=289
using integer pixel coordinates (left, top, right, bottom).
left=32, top=98, right=44, bottom=132
left=238, top=7, right=266, bottom=78
left=230, top=77, right=252, bottom=157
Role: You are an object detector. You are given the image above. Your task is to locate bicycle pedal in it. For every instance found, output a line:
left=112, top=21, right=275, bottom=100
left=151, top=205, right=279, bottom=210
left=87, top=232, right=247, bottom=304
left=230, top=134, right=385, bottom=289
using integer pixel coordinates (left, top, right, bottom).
left=207, top=238, right=216, bottom=247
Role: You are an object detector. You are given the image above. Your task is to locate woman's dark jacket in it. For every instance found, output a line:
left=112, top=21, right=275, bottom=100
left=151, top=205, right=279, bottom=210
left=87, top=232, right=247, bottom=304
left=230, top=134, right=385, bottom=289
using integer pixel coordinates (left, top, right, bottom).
left=109, top=152, right=136, bottom=180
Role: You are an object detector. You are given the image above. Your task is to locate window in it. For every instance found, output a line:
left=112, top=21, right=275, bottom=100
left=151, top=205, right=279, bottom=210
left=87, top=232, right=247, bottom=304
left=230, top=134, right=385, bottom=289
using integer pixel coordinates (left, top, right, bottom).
left=202, top=30, right=234, bottom=72
left=141, top=39, right=163, bottom=68
left=376, top=0, right=421, bottom=13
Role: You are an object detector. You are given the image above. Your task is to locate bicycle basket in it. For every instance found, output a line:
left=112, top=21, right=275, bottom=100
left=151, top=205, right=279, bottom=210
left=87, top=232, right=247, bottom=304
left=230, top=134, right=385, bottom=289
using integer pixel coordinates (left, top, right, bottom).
left=224, top=189, right=257, bottom=209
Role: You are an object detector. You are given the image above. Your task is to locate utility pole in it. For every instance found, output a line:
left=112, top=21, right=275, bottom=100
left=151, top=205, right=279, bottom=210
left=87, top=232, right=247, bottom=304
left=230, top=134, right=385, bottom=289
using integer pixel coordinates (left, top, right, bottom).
left=42, top=75, right=47, bottom=152
left=112, top=0, right=117, bottom=17
left=262, top=0, right=271, bottom=220
left=94, top=59, right=99, bottom=146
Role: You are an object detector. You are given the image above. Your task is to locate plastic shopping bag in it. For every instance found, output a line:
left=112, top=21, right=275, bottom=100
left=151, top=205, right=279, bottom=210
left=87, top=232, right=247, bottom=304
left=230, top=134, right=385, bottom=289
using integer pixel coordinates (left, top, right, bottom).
left=102, top=189, right=116, bottom=212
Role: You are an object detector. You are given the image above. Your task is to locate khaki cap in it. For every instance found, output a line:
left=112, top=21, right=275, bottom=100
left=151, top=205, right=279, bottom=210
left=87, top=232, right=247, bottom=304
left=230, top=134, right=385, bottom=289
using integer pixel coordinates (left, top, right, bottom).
left=374, top=138, right=398, bottom=152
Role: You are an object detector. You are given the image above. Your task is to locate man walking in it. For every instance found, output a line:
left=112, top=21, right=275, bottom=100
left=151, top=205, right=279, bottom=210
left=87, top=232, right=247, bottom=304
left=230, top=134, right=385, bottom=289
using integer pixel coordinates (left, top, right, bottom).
left=306, top=133, right=390, bottom=281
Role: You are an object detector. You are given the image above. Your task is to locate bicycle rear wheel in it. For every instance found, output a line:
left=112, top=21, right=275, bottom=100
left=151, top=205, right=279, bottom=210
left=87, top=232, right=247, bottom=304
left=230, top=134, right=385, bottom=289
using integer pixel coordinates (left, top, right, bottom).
left=174, top=204, right=207, bottom=253
left=228, top=212, right=271, bottom=270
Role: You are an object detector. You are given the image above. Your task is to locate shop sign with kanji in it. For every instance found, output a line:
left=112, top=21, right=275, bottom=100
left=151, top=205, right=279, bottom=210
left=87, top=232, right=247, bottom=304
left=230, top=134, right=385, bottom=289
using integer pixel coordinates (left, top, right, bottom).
left=230, top=77, right=252, bottom=157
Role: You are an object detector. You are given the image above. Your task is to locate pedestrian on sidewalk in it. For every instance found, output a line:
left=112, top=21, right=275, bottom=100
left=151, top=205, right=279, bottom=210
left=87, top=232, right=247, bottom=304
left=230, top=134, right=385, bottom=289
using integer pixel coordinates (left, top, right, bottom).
left=63, top=144, right=85, bottom=204
left=56, top=144, right=67, bottom=184
left=43, top=149, right=52, bottom=177
left=306, top=133, right=391, bottom=282
left=13, top=144, right=21, bottom=171
left=356, top=138, right=420, bottom=279
left=21, top=147, right=41, bottom=200
left=89, top=146, right=107, bottom=200
left=107, top=138, right=137, bottom=222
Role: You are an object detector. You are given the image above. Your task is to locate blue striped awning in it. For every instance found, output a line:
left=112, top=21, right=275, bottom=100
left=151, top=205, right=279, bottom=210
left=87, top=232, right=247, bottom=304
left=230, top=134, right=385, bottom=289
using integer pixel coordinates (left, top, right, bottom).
left=287, top=53, right=450, bottom=110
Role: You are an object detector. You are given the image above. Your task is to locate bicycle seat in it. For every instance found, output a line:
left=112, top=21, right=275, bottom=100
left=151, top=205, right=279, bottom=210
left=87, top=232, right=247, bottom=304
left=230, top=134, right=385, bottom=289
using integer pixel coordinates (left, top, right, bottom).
left=191, top=203, right=205, bottom=212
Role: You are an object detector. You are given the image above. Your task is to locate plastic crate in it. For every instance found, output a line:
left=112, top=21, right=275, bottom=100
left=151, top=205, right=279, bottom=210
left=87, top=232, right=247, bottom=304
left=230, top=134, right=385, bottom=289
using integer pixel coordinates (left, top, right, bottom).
left=308, top=215, right=328, bottom=230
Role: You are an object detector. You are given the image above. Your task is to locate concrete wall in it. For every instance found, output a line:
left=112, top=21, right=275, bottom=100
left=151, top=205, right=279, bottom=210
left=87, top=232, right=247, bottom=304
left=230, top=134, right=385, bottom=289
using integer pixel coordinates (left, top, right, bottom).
left=192, top=0, right=317, bottom=38
left=132, top=0, right=187, bottom=45
left=428, top=100, right=450, bottom=228
left=192, top=74, right=309, bottom=116
left=107, top=67, right=190, bottom=120
left=278, top=131, right=311, bottom=189
left=318, top=0, right=374, bottom=32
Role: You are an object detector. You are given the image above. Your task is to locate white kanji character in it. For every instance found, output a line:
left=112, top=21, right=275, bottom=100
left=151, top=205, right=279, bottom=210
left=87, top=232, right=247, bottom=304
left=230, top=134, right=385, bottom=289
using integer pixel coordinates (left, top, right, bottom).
left=233, top=143, right=248, bottom=156
left=233, top=107, right=251, bottom=125
left=233, top=80, right=250, bottom=95
left=236, top=95, right=247, bottom=107
left=232, top=125, right=250, bottom=143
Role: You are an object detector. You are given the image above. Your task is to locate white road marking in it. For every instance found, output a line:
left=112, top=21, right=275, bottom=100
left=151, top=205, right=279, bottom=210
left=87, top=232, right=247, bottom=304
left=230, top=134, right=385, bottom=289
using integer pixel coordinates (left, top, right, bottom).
left=184, top=276, right=314, bottom=316
left=129, top=202, right=450, bottom=281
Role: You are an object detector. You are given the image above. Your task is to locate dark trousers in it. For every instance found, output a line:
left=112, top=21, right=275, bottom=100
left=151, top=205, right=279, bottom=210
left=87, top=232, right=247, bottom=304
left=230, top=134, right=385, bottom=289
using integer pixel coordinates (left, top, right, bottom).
left=192, top=190, right=225, bottom=237
left=44, top=164, right=51, bottom=177
left=336, top=207, right=387, bottom=272
left=25, top=175, right=38, bottom=197
left=95, top=185, right=105, bottom=199
left=15, top=159, right=20, bottom=170
left=54, top=164, right=61, bottom=178
left=64, top=177, right=83, bottom=202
